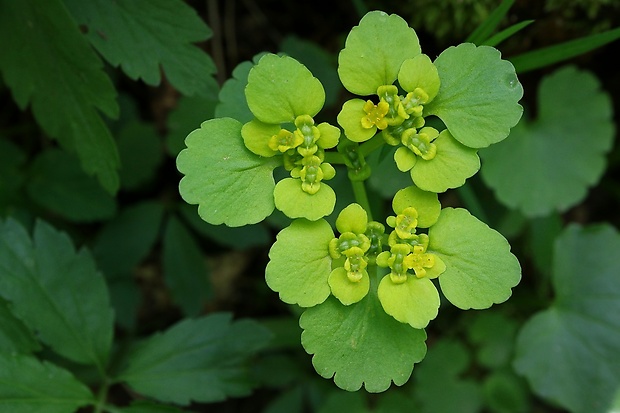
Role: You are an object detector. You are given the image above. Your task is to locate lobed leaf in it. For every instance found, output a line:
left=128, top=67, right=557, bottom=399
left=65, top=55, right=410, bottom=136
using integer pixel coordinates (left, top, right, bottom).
left=429, top=208, right=521, bottom=309
left=0, top=219, right=114, bottom=369
left=177, top=118, right=279, bottom=227
left=338, top=11, right=421, bottom=95
left=65, top=0, right=217, bottom=96
left=215, top=60, right=255, bottom=123
left=245, top=54, right=325, bottom=124
left=514, top=224, right=620, bottom=413
left=480, top=66, right=614, bottom=217
left=425, top=43, right=523, bottom=148
left=118, top=313, right=272, bottom=405
left=0, top=298, right=41, bottom=354
left=265, top=219, right=334, bottom=307
left=300, top=294, right=427, bottom=392
left=0, top=0, right=120, bottom=193
left=0, top=353, right=94, bottom=412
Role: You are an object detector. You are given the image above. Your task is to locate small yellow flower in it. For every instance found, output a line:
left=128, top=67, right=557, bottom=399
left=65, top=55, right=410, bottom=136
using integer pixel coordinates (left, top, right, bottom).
left=361, top=100, right=389, bottom=130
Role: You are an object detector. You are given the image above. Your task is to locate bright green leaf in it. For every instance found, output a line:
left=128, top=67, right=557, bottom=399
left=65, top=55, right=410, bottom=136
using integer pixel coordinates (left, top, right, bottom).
left=118, top=313, right=272, bottom=405
left=0, top=353, right=94, bottom=412
left=480, top=66, right=614, bottom=217
left=265, top=219, right=334, bottom=307
left=163, top=215, right=212, bottom=316
left=0, top=298, right=41, bottom=354
left=0, top=219, right=114, bottom=369
left=425, top=43, right=523, bottom=148
left=398, top=54, right=440, bottom=101
left=273, top=178, right=336, bottom=221
left=26, top=149, right=116, bottom=222
left=329, top=267, right=370, bottom=306
left=514, top=224, right=620, bottom=413
left=245, top=54, right=325, bottom=124
left=338, top=11, right=421, bottom=95
left=177, top=118, right=279, bottom=227
left=117, top=120, right=164, bottom=190
left=377, top=275, right=439, bottom=329
left=392, top=186, right=441, bottom=228
left=0, top=0, right=120, bottom=193
left=429, top=208, right=521, bottom=309
left=65, top=0, right=217, bottom=96
left=337, top=99, right=377, bottom=143
left=301, top=295, right=427, bottom=392
left=410, top=130, right=480, bottom=193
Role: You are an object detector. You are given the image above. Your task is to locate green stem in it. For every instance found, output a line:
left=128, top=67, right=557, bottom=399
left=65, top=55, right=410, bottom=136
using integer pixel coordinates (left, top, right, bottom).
left=323, top=150, right=346, bottom=164
left=93, top=379, right=110, bottom=413
left=351, top=179, right=373, bottom=222
left=359, top=133, right=386, bottom=157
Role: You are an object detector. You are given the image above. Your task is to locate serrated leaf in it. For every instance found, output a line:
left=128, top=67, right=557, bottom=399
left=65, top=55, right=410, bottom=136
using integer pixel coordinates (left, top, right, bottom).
left=480, top=66, right=614, bottom=217
left=0, top=219, right=114, bottom=369
left=0, top=0, right=120, bottom=193
left=117, top=120, right=164, bottom=190
left=0, top=353, right=94, bottom=412
left=26, top=149, right=117, bottom=222
left=0, top=298, right=41, bottom=354
left=429, top=208, right=521, bottom=309
left=118, top=313, right=272, bottom=405
left=0, top=139, right=26, bottom=209
left=514, top=224, right=620, bottom=413
left=300, top=294, right=427, bottom=392
left=246, top=54, right=325, bottom=124
left=265, top=219, right=334, bottom=307
left=163, top=215, right=212, bottom=316
left=338, top=11, right=421, bottom=95
left=64, top=0, right=217, bottom=96
left=177, top=118, right=279, bottom=227
left=120, top=400, right=189, bottom=413
left=425, top=43, right=523, bottom=148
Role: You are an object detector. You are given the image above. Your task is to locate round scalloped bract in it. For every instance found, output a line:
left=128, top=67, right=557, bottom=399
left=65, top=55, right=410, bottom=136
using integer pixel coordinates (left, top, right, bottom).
left=338, top=11, right=421, bottom=96
left=398, top=54, right=440, bottom=101
left=410, top=130, right=480, bottom=193
left=274, top=178, right=336, bottom=221
left=480, top=66, right=614, bottom=217
left=335, top=203, right=367, bottom=234
left=392, top=186, right=441, bottom=228
left=377, top=275, right=440, bottom=329
left=177, top=118, right=279, bottom=227
left=337, top=99, right=377, bottom=143
left=300, top=296, right=427, bottom=392
left=424, top=43, right=523, bottom=149
left=265, top=219, right=334, bottom=307
left=245, top=54, right=325, bottom=124
left=328, top=267, right=370, bottom=305
left=428, top=208, right=521, bottom=309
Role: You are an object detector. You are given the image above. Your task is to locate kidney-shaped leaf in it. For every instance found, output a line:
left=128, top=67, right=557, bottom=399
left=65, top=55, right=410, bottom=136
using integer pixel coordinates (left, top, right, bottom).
left=480, top=66, right=614, bottom=217
left=177, top=118, right=279, bottom=227
left=428, top=208, right=521, bottom=309
left=425, top=43, right=523, bottom=148
left=514, top=224, right=620, bottom=413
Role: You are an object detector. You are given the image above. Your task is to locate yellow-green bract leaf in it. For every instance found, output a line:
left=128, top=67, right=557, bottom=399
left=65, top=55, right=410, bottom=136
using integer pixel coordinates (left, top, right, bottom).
left=428, top=208, right=521, bottom=309
left=336, top=203, right=368, bottom=234
left=392, top=186, right=441, bottom=228
left=265, top=219, right=334, bottom=307
left=0, top=0, right=120, bottom=193
left=425, top=43, right=523, bottom=149
left=245, top=54, right=325, bottom=124
left=480, top=66, right=614, bottom=217
left=329, top=267, right=370, bottom=306
left=300, top=295, right=427, bottom=392
left=514, top=224, right=620, bottom=413
left=338, top=11, right=421, bottom=95
left=0, top=219, right=114, bottom=369
left=64, top=0, right=217, bottom=96
left=273, top=178, right=336, bottom=221
left=337, top=99, right=377, bottom=143
left=0, top=353, right=94, bottom=412
left=410, top=130, right=480, bottom=193
left=398, top=54, right=440, bottom=101
left=118, top=313, right=272, bottom=405
left=377, top=275, right=439, bottom=329
left=177, top=118, right=279, bottom=227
